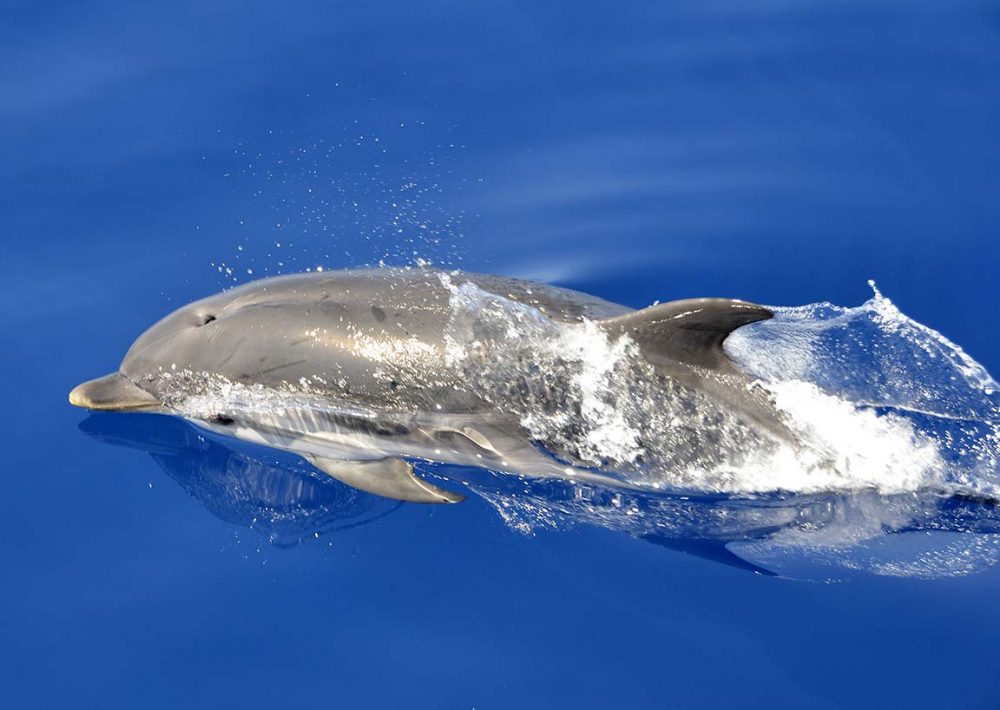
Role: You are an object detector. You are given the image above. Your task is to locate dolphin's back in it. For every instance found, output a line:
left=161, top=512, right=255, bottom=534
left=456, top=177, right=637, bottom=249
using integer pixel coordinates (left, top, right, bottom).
left=214, top=268, right=631, bottom=323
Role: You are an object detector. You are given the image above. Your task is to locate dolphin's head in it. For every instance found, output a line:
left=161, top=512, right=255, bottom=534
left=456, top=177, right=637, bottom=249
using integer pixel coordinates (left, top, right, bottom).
left=69, top=284, right=258, bottom=412
left=69, top=269, right=437, bottom=413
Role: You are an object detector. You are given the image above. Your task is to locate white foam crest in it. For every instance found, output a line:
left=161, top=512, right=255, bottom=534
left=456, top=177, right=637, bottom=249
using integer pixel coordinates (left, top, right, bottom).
left=730, top=381, right=945, bottom=494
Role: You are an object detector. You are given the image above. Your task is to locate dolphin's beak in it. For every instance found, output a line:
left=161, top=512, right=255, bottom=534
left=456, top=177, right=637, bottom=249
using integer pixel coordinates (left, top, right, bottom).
left=69, top=372, right=162, bottom=412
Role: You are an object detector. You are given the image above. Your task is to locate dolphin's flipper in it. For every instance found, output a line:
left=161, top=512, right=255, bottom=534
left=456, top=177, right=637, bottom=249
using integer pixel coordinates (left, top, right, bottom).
left=304, top=455, right=466, bottom=504
left=599, top=298, right=773, bottom=373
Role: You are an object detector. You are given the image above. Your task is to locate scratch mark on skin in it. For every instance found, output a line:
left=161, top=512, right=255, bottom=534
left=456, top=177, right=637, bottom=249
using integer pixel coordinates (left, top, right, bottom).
left=240, top=359, right=310, bottom=378
left=215, top=338, right=247, bottom=368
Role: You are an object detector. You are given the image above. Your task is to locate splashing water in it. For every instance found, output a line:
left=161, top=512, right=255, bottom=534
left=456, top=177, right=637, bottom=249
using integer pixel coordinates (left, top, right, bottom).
left=442, top=280, right=999, bottom=498
left=726, top=283, right=999, bottom=497
left=434, top=281, right=1000, bottom=580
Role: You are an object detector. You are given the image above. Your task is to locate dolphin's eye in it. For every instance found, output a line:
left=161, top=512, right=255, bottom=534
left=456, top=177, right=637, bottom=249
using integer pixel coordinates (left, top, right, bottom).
left=197, top=314, right=217, bottom=326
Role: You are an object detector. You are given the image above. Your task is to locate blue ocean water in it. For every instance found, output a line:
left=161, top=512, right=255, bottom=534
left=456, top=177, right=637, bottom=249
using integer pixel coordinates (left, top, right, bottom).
left=5, top=1, right=1000, bottom=708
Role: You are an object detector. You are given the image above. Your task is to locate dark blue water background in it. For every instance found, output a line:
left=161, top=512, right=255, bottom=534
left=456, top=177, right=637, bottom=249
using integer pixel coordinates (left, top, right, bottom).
left=4, top=1, right=1000, bottom=707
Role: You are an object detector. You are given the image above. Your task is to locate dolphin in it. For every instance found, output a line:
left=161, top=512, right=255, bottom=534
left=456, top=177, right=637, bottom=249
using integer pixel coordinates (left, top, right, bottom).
left=69, top=267, right=793, bottom=503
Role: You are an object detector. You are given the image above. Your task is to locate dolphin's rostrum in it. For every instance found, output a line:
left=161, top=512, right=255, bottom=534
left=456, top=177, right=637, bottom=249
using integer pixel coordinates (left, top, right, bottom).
left=70, top=267, right=791, bottom=503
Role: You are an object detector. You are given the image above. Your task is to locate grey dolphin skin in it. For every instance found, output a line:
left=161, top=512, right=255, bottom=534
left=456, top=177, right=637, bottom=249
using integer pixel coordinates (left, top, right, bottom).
left=70, top=267, right=789, bottom=503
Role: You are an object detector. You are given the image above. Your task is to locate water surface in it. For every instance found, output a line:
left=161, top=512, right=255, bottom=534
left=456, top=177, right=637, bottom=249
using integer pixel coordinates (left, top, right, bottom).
left=4, top=1, right=1000, bottom=708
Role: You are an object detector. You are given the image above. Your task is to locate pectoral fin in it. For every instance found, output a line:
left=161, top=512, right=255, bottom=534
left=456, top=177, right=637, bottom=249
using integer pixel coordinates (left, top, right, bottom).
left=305, top=455, right=465, bottom=504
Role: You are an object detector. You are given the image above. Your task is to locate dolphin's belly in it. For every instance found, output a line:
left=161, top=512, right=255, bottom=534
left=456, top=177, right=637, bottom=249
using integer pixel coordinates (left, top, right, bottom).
left=189, top=403, right=511, bottom=464
left=188, top=401, right=628, bottom=488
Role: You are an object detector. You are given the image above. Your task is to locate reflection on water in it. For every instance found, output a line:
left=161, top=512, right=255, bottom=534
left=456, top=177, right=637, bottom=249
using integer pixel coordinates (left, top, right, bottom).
left=82, top=412, right=1000, bottom=580
left=80, top=413, right=401, bottom=547
left=460, top=469, right=1000, bottom=581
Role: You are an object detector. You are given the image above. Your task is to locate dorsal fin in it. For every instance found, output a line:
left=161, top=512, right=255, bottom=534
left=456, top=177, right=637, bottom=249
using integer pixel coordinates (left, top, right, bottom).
left=599, top=298, right=773, bottom=373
